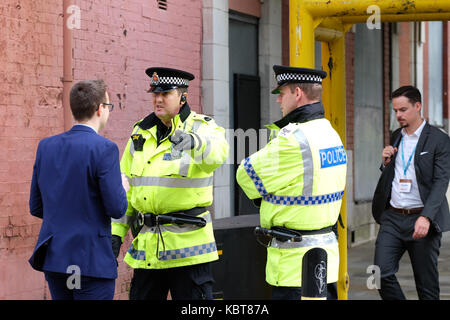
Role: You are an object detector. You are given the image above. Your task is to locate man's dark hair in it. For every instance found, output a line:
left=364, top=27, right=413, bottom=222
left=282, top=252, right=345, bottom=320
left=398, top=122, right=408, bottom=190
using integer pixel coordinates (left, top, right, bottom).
left=391, top=85, right=422, bottom=105
left=70, top=80, right=107, bottom=121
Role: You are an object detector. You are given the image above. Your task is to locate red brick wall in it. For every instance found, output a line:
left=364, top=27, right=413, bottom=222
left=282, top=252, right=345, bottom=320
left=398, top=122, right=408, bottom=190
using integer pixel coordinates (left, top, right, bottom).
left=398, top=22, right=411, bottom=87
left=0, top=0, right=202, bottom=300
left=0, top=0, right=63, bottom=299
left=443, top=22, right=449, bottom=124
left=383, top=23, right=391, bottom=147
left=345, top=30, right=355, bottom=151
left=423, top=22, right=429, bottom=121
left=282, top=0, right=289, bottom=66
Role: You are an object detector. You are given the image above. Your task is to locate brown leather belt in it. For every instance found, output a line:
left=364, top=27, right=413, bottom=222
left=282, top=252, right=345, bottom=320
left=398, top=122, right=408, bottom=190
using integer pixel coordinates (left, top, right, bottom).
left=390, top=205, right=424, bottom=215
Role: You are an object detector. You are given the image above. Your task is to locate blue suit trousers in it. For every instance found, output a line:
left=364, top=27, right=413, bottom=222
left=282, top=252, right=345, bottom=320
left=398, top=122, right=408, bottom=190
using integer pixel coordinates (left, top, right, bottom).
left=44, top=271, right=115, bottom=300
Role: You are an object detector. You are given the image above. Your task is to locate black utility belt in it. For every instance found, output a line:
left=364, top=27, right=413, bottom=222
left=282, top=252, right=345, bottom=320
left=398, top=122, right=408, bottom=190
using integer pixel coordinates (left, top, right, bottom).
left=131, top=207, right=207, bottom=238
left=254, top=225, right=333, bottom=243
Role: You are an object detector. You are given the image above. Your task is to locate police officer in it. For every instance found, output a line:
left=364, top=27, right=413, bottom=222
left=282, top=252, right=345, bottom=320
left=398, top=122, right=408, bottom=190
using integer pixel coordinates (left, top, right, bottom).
left=236, top=65, right=347, bottom=300
left=112, top=67, right=229, bottom=300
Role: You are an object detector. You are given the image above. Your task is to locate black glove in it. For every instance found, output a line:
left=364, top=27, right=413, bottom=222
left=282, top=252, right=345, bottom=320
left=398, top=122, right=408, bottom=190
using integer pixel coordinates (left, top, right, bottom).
left=112, top=235, right=122, bottom=259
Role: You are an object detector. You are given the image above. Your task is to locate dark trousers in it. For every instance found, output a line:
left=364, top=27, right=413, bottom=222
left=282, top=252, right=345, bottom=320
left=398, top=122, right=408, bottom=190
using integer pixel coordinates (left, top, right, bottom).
left=374, top=208, right=442, bottom=300
left=129, top=262, right=214, bottom=300
left=44, top=271, right=115, bottom=300
left=272, top=283, right=338, bottom=300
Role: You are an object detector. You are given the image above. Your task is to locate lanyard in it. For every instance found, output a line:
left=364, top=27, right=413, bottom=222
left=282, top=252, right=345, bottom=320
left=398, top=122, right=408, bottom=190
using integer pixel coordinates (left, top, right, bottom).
left=400, top=137, right=417, bottom=177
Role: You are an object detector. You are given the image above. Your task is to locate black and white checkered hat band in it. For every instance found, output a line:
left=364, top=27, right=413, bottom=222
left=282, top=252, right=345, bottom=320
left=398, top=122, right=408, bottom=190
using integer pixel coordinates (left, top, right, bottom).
left=152, top=76, right=189, bottom=86
left=277, top=73, right=322, bottom=84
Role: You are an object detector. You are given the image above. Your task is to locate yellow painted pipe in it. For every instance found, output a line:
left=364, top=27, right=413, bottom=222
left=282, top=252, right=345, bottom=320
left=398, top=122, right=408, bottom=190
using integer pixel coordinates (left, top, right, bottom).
left=303, top=0, right=450, bottom=17
left=321, top=37, right=348, bottom=300
left=341, top=12, right=450, bottom=23
left=289, top=0, right=450, bottom=303
left=289, top=0, right=315, bottom=68
left=289, top=0, right=350, bottom=300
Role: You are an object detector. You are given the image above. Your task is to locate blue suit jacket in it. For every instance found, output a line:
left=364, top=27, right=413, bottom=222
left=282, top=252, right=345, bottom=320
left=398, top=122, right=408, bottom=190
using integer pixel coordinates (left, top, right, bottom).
left=29, top=125, right=128, bottom=279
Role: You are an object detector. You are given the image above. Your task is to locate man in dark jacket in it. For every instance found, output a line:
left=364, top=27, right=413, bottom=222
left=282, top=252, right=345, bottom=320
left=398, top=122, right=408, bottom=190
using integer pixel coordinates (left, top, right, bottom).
left=372, top=85, right=450, bottom=300
left=29, top=80, right=128, bottom=299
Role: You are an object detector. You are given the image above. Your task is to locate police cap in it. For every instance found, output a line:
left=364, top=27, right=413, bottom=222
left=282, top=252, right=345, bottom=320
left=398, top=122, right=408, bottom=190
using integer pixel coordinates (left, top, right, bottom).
left=146, top=67, right=195, bottom=93
left=271, top=65, right=327, bottom=94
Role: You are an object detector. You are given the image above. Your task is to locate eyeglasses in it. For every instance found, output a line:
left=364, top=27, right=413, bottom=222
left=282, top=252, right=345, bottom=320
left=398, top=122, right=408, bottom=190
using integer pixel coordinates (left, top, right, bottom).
left=101, top=103, right=114, bottom=112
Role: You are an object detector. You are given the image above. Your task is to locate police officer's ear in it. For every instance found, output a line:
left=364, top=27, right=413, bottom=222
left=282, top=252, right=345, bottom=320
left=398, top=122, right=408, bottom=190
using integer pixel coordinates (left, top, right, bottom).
left=180, top=92, right=187, bottom=105
left=294, top=86, right=304, bottom=102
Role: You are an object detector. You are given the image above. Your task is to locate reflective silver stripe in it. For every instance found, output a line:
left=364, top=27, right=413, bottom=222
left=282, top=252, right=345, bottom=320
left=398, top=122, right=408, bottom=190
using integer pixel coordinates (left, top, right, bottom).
left=158, top=241, right=217, bottom=261
left=130, top=176, right=213, bottom=188
left=202, top=136, right=212, bottom=158
left=192, top=120, right=202, bottom=133
left=270, top=232, right=337, bottom=249
left=191, top=121, right=204, bottom=152
left=293, top=128, right=313, bottom=196
left=140, top=213, right=212, bottom=234
left=191, top=132, right=203, bottom=151
left=111, top=214, right=135, bottom=225
left=129, top=127, right=141, bottom=156
left=179, top=152, right=191, bottom=176
left=193, top=136, right=211, bottom=163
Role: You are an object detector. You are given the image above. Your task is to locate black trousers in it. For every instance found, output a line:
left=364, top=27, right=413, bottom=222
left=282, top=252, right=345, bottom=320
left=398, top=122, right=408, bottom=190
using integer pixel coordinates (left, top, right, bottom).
left=129, top=262, right=214, bottom=300
left=272, top=283, right=338, bottom=300
left=374, top=208, right=442, bottom=300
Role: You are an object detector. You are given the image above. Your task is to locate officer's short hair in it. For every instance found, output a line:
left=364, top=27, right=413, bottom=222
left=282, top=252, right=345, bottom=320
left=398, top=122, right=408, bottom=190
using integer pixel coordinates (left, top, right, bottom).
left=176, top=87, right=188, bottom=95
left=391, top=85, right=422, bottom=105
left=70, top=80, right=107, bottom=121
left=288, top=83, right=322, bottom=101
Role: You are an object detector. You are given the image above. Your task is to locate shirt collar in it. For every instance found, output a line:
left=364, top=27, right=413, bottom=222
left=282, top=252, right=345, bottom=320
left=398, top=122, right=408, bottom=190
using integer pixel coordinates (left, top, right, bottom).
left=401, top=119, right=426, bottom=138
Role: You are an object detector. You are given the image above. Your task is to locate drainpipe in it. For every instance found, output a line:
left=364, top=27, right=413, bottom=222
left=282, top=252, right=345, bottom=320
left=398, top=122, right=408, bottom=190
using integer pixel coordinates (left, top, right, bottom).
left=62, top=0, right=74, bottom=131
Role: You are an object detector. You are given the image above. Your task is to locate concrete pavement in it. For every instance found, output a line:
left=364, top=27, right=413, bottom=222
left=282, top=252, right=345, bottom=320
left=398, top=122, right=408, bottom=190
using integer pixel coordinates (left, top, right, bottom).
left=347, top=230, right=450, bottom=300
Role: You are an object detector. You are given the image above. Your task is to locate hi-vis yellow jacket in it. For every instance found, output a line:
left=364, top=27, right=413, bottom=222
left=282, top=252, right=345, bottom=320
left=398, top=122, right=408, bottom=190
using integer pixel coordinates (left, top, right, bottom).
left=112, top=104, right=228, bottom=269
left=236, top=102, right=347, bottom=287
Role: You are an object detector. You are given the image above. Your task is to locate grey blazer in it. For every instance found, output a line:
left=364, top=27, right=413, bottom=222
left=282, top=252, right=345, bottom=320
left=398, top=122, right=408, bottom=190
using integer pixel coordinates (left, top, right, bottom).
left=372, top=123, right=450, bottom=232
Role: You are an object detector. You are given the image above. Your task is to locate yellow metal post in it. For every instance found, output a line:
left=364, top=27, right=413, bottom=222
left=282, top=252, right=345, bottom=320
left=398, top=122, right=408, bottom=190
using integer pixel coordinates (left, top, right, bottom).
left=289, top=0, right=450, bottom=300
left=289, top=0, right=350, bottom=300
left=289, top=0, right=315, bottom=68
left=303, top=0, right=450, bottom=17
left=321, top=36, right=348, bottom=299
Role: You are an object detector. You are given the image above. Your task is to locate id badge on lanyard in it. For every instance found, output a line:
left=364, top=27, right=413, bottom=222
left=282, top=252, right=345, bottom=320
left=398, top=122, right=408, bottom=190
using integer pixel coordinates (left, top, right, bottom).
left=399, top=138, right=416, bottom=193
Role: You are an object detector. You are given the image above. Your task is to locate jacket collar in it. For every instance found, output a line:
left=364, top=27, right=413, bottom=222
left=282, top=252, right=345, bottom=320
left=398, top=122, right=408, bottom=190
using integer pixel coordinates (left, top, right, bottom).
left=414, top=121, right=430, bottom=156
left=138, top=102, right=191, bottom=130
left=71, top=124, right=98, bottom=134
left=391, top=121, right=430, bottom=164
left=274, top=102, right=325, bottom=129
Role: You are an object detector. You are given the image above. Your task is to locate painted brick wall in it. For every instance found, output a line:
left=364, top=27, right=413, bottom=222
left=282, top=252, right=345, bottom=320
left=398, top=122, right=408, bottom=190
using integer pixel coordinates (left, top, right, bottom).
left=443, top=22, right=449, bottom=127
left=0, top=0, right=202, bottom=300
left=345, top=30, right=355, bottom=151
left=383, top=23, right=391, bottom=147
left=398, top=22, right=411, bottom=87
left=0, top=0, right=63, bottom=299
left=423, top=22, right=429, bottom=121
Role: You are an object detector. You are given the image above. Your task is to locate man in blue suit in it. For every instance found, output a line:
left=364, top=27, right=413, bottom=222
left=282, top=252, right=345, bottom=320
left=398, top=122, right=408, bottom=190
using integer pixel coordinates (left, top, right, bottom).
left=29, top=80, right=128, bottom=300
